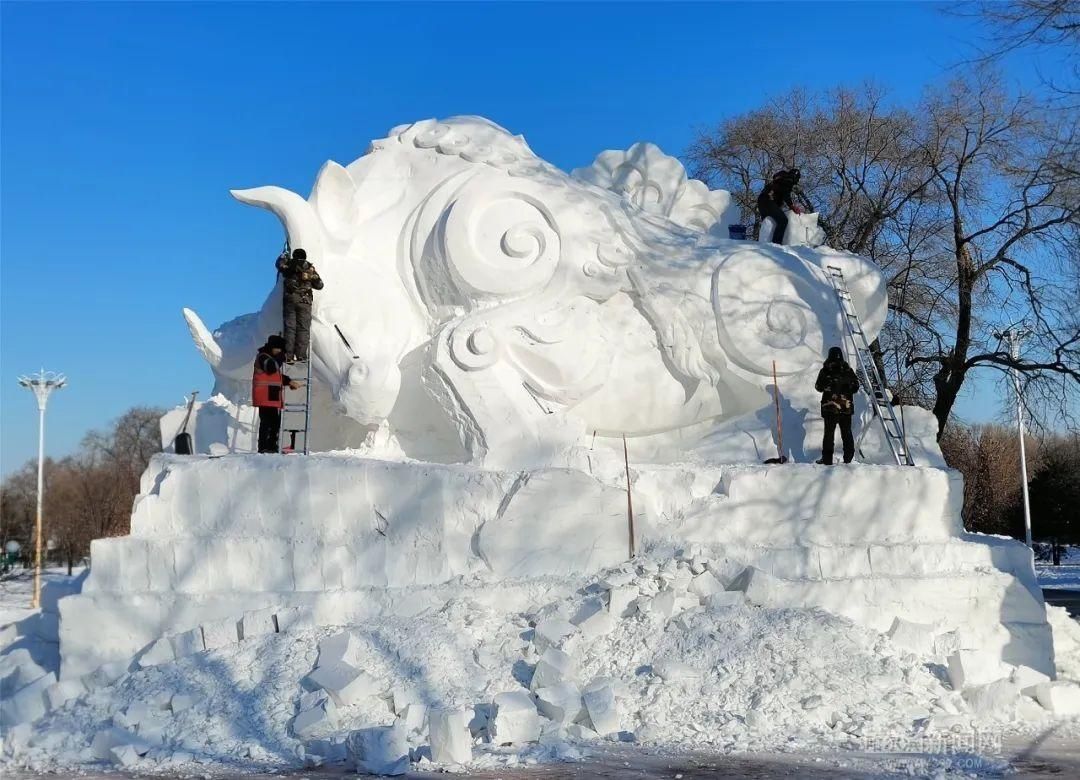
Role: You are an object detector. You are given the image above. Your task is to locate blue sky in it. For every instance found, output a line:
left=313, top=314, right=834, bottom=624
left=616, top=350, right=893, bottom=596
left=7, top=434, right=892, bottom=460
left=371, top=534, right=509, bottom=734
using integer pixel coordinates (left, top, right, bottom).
left=0, top=1, right=1044, bottom=472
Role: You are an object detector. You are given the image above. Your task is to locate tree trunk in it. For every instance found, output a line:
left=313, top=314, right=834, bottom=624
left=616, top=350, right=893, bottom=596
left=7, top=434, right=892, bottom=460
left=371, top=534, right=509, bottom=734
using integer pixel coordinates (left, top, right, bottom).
left=932, top=234, right=976, bottom=438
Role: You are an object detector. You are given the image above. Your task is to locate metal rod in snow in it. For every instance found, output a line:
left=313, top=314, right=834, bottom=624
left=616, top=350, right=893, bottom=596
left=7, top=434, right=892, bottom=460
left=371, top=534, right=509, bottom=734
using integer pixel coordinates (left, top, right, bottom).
left=1001, top=328, right=1033, bottom=547
left=772, top=360, right=784, bottom=461
left=622, top=434, right=635, bottom=559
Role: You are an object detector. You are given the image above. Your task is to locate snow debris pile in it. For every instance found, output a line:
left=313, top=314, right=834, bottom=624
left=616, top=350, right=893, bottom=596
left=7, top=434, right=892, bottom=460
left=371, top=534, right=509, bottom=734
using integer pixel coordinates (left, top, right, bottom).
left=4, top=549, right=1079, bottom=775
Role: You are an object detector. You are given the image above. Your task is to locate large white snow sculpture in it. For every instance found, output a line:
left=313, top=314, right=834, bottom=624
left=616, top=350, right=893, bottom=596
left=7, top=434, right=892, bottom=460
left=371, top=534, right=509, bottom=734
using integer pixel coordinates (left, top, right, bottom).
left=56, top=118, right=1054, bottom=690
left=183, top=117, right=885, bottom=469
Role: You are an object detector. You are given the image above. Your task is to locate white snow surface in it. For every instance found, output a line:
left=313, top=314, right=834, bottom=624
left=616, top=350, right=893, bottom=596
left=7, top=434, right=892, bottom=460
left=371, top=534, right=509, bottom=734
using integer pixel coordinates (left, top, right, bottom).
left=6, top=553, right=1080, bottom=775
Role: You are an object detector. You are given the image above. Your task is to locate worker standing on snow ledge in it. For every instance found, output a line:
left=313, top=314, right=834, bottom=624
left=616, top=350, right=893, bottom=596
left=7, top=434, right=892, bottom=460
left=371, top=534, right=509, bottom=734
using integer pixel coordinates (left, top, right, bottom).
left=757, top=168, right=802, bottom=244
left=815, top=346, right=860, bottom=465
left=253, top=335, right=301, bottom=454
left=275, top=248, right=324, bottom=363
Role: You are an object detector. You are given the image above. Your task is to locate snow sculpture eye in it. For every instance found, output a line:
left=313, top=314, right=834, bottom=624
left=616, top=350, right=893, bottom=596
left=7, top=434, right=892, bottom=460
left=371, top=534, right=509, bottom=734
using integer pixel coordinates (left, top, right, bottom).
left=711, top=249, right=833, bottom=376
left=436, top=178, right=562, bottom=299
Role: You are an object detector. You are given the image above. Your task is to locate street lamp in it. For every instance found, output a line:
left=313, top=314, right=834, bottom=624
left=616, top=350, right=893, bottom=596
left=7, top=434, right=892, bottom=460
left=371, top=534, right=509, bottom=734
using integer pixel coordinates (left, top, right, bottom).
left=17, top=369, right=66, bottom=609
left=993, top=330, right=1032, bottom=548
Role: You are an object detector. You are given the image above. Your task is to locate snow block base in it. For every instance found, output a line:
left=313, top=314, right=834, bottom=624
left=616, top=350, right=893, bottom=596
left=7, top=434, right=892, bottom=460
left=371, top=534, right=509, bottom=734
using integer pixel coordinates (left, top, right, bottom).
left=60, top=454, right=1053, bottom=681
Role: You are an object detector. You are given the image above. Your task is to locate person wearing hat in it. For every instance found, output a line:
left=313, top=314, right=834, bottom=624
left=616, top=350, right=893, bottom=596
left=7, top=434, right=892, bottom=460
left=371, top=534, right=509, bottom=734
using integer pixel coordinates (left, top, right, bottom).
left=275, top=247, right=324, bottom=363
left=814, top=346, right=860, bottom=465
left=252, top=335, right=301, bottom=453
left=757, top=168, right=803, bottom=244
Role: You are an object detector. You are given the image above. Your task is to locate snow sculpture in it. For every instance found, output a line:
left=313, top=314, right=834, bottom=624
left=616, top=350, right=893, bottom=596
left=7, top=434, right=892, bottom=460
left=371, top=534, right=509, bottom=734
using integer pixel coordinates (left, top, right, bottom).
left=570, top=141, right=736, bottom=236
left=182, top=116, right=885, bottom=468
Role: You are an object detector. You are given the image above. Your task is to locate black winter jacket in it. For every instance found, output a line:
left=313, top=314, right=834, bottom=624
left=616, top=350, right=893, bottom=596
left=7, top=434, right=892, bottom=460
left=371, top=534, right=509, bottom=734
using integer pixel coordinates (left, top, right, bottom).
left=757, top=170, right=799, bottom=210
left=815, top=359, right=860, bottom=415
left=276, top=256, right=325, bottom=301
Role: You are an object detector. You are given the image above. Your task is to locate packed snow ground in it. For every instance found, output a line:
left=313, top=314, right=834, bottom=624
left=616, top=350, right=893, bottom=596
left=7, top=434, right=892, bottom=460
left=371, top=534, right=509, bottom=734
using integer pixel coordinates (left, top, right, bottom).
left=1036, top=565, right=1080, bottom=591
left=0, top=568, right=83, bottom=626
left=4, top=552, right=1080, bottom=777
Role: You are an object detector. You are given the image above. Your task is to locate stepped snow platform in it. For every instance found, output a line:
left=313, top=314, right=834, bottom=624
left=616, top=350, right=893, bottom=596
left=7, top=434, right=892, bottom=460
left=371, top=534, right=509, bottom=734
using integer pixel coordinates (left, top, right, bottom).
left=59, top=453, right=1053, bottom=680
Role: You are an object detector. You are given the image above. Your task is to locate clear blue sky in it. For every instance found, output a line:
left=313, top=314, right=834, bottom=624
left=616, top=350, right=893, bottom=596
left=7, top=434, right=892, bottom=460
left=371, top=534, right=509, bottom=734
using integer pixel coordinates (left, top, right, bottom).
left=0, top=2, right=1041, bottom=473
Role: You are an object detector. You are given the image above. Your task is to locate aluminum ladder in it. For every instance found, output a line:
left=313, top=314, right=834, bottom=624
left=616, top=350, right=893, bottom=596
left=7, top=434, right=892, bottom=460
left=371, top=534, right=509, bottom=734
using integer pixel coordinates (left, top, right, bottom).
left=280, top=345, right=313, bottom=455
left=825, top=265, right=914, bottom=466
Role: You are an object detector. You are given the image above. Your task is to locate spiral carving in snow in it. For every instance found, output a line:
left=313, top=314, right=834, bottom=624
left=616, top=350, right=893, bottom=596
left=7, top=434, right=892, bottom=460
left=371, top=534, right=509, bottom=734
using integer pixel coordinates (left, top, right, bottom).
left=712, top=250, right=833, bottom=376
left=439, top=179, right=562, bottom=298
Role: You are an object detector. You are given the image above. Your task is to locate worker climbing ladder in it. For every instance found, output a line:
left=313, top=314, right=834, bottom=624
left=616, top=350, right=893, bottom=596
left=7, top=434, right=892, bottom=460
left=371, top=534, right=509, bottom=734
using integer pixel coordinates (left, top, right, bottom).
left=825, top=265, right=914, bottom=466
left=280, top=345, right=313, bottom=455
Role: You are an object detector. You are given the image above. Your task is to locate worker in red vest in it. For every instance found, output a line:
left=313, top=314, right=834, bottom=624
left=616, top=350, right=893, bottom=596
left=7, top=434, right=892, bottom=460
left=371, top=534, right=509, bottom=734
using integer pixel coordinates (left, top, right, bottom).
left=253, top=335, right=301, bottom=453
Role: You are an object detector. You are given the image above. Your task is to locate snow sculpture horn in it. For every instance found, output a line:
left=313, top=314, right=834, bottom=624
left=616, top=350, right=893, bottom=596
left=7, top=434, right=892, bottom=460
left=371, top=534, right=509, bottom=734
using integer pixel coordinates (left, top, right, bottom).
left=182, top=307, right=223, bottom=369
left=230, top=185, right=324, bottom=261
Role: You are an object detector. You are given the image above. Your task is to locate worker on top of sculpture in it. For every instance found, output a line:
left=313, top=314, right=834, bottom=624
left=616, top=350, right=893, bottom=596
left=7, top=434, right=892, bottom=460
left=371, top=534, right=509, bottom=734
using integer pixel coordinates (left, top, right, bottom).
left=253, top=335, right=301, bottom=454
left=815, top=346, right=860, bottom=465
left=757, top=168, right=802, bottom=244
left=275, top=248, right=324, bottom=363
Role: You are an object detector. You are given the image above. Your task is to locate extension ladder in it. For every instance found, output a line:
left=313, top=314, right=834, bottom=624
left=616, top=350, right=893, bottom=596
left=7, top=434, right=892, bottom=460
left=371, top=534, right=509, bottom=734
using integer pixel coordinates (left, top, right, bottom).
left=280, top=344, right=313, bottom=455
left=825, top=265, right=914, bottom=466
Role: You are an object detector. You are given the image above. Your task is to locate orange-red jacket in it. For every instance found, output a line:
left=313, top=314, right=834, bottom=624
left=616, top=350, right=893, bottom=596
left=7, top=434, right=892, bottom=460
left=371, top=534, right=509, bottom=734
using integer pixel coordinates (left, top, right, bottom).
left=252, top=350, right=288, bottom=408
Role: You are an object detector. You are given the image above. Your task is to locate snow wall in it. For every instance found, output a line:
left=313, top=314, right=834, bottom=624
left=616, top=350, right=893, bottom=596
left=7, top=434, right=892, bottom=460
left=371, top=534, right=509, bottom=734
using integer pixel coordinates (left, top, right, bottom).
left=60, top=452, right=1053, bottom=680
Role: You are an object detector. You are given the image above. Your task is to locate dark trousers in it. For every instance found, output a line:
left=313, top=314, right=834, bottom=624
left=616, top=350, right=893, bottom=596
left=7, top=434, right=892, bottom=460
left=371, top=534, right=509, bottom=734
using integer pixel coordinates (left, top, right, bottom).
left=258, top=406, right=281, bottom=453
left=759, top=201, right=788, bottom=244
left=283, top=297, right=312, bottom=359
left=821, top=411, right=854, bottom=464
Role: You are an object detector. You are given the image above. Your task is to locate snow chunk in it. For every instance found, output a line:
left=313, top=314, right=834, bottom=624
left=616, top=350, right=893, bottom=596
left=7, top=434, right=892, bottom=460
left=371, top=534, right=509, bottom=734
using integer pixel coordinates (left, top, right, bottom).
left=429, top=707, right=472, bottom=764
left=138, top=637, right=175, bottom=668
left=82, top=660, right=129, bottom=692
left=535, top=682, right=583, bottom=725
left=886, top=617, right=936, bottom=656
left=346, top=724, right=410, bottom=776
left=490, top=691, right=541, bottom=744
left=44, top=678, right=85, bottom=711
left=169, top=693, right=200, bottom=713
left=305, top=661, right=382, bottom=706
left=531, top=647, right=575, bottom=691
left=533, top=618, right=578, bottom=652
left=946, top=649, right=1009, bottom=690
left=704, top=591, right=745, bottom=609
left=653, top=660, right=701, bottom=682
left=1032, top=681, right=1080, bottom=715
left=398, top=702, right=427, bottom=734
left=239, top=606, right=278, bottom=639
left=316, top=630, right=361, bottom=668
left=961, top=680, right=1021, bottom=717
left=169, top=627, right=204, bottom=658
left=607, top=585, right=638, bottom=618
left=689, top=571, right=725, bottom=600
left=109, top=743, right=143, bottom=767
left=1011, top=665, right=1051, bottom=695
left=292, top=695, right=338, bottom=739
left=582, top=679, right=619, bottom=736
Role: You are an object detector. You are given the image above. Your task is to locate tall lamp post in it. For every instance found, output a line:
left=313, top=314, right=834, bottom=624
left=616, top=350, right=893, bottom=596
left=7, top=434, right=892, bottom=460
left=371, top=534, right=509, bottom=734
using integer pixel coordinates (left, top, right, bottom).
left=17, top=370, right=66, bottom=608
left=995, top=330, right=1032, bottom=548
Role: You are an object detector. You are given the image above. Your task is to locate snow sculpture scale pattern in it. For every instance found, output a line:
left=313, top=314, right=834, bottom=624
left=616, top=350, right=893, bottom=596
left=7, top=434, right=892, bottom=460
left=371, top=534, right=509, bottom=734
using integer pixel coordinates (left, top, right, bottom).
left=182, top=116, right=885, bottom=468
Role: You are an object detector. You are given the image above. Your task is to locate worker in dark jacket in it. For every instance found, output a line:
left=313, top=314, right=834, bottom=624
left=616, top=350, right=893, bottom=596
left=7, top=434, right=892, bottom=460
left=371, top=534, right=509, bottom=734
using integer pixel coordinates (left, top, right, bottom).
left=757, top=168, right=802, bottom=244
left=275, top=248, right=324, bottom=363
left=815, top=346, right=860, bottom=465
left=253, top=335, right=301, bottom=454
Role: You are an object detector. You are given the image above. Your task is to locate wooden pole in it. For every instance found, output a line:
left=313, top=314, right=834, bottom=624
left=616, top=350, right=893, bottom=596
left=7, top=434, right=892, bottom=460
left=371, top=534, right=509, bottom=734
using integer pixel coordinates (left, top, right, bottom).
left=772, top=360, right=784, bottom=461
left=622, top=434, right=635, bottom=558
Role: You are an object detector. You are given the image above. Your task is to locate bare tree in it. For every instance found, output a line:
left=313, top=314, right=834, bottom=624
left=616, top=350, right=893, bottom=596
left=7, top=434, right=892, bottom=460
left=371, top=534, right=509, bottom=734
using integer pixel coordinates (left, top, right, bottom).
left=909, top=72, right=1080, bottom=433
left=687, top=74, right=1080, bottom=437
